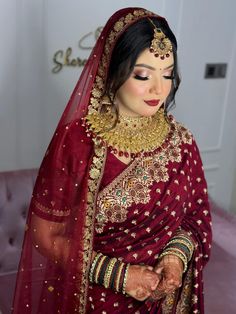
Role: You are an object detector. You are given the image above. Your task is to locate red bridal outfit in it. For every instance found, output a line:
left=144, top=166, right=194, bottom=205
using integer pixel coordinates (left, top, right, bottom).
left=12, top=7, right=212, bottom=314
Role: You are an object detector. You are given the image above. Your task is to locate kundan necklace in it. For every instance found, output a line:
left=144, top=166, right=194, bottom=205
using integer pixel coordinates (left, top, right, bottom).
left=84, top=108, right=170, bottom=158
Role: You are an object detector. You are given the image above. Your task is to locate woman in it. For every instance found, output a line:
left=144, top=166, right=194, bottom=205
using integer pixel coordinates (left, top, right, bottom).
left=13, top=7, right=212, bottom=314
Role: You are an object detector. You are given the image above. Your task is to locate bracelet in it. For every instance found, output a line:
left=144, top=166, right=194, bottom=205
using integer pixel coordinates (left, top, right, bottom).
left=159, top=250, right=188, bottom=272
left=95, top=255, right=107, bottom=283
left=89, top=253, right=102, bottom=282
left=98, top=256, right=110, bottom=285
left=174, top=232, right=195, bottom=250
left=165, top=242, right=192, bottom=260
left=110, top=260, right=120, bottom=291
left=103, top=257, right=117, bottom=289
left=115, top=261, right=124, bottom=292
left=122, top=263, right=130, bottom=295
left=171, top=236, right=194, bottom=252
left=89, top=253, right=129, bottom=294
left=118, top=263, right=126, bottom=293
left=160, top=232, right=195, bottom=272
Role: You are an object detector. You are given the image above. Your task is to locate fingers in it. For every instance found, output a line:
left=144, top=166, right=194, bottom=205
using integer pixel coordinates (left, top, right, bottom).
left=146, top=265, right=154, bottom=271
left=151, top=263, right=183, bottom=299
left=125, top=265, right=162, bottom=301
left=126, top=263, right=182, bottom=302
left=162, top=263, right=183, bottom=286
left=135, top=287, right=151, bottom=300
left=143, top=268, right=162, bottom=291
left=150, top=289, right=166, bottom=300
left=154, top=266, right=164, bottom=274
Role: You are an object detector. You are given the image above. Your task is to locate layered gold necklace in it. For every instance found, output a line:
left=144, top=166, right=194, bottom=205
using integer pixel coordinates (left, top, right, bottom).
left=84, top=108, right=170, bottom=157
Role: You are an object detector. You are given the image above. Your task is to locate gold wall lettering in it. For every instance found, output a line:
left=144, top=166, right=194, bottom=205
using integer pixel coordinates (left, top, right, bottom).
left=52, top=48, right=87, bottom=73
left=52, top=27, right=102, bottom=74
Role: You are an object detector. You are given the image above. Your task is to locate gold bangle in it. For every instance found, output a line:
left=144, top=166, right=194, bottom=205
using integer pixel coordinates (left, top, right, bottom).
left=159, top=250, right=188, bottom=272
left=167, top=239, right=194, bottom=259
left=95, top=255, right=107, bottom=284
left=89, top=253, right=103, bottom=282
left=122, top=264, right=130, bottom=295
left=115, top=262, right=124, bottom=293
left=103, top=258, right=117, bottom=289
left=167, top=247, right=188, bottom=263
left=168, top=238, right=194, bottom=252
left=160, top=248, right=188, bottom=264
left=174, top=234, right=195, bottom=250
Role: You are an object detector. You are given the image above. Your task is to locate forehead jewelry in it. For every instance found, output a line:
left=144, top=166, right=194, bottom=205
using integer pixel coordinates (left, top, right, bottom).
left=148, top=18, right=173, bottom=59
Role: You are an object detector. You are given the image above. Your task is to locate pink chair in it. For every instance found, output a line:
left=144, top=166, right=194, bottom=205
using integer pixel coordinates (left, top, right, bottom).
left=0, top=169, right=38, bottom=314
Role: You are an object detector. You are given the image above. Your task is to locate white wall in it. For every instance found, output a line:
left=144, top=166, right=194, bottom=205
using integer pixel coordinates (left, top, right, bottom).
left=1, top=0, right=236, bottom=212
left=231, top=169, right=236, bottom=214
left=173, top=0, right=236, bottom=212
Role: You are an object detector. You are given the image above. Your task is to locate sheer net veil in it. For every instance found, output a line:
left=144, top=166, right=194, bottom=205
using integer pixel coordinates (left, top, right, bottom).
left=12, top=7, right=169, bottom=314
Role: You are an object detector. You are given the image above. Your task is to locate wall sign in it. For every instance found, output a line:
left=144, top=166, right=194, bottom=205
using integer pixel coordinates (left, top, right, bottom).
left=52, top=27, right=103, bottom=73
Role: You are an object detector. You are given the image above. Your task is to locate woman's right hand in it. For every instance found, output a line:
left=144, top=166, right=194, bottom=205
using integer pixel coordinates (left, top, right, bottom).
left=125, top=265, right=161, bottom=301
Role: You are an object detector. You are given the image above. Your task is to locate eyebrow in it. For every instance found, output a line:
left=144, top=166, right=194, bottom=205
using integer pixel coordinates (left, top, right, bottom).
left=134, top=63, right=174, bottom=71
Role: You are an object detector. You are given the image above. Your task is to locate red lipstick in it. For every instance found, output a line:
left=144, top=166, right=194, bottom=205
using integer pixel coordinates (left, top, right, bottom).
left=144, top=99, right=160, bottom=107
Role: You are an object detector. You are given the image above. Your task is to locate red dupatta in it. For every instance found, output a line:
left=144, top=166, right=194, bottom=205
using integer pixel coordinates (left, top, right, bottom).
left=12, top=7, right=173, bottom=314
left=86, top=117, right=212, bottom=313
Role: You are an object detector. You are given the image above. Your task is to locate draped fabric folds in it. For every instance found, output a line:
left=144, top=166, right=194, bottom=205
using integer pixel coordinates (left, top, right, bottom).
left=12, top=7, right=212, bottom=314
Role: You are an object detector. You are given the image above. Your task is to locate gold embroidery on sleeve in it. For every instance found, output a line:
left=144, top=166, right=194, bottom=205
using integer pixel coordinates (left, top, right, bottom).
left=33, top=199, right=71, bottom=217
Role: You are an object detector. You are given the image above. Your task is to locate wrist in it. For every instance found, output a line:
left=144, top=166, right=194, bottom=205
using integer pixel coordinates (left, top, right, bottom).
left=159, top=254, right=184, bottom=271
left=89, top=252, right=130, bottom=294
left=159, top=232, right=195, bottom=273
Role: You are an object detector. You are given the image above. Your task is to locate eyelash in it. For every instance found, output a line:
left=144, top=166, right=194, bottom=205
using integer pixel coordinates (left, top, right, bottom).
left=163, top=75, right=174, bottom=80
left=134, top=74, right=174, bottom=81
left=134, top=74, right=149, bottom=81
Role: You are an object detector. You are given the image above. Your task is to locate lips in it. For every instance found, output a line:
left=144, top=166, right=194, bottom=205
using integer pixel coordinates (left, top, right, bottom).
left=144, top=99, right=160, bottom=107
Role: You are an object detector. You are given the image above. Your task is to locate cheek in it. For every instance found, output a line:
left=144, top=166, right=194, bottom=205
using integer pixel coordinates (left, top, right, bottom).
left=163, top=81, right=172, bottom=96
left=122, top=80, right=146, bottom=97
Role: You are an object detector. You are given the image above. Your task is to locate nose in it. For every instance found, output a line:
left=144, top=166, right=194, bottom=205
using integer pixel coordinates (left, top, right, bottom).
left=149, top=77, right=163, bottom=95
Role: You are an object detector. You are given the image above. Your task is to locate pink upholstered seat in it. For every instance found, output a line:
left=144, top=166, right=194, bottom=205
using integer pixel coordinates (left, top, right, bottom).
left=0, top=169, right=38, bottom=314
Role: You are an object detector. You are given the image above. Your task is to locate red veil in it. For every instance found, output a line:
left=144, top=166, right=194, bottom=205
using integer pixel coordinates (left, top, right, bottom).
left=13, top=7, right=212, bottom=314
left=12, top=8, right=168, bottom=314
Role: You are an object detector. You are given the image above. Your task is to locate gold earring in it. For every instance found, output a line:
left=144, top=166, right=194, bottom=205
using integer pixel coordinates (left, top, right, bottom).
left=100, top=95, right=113, bottom=114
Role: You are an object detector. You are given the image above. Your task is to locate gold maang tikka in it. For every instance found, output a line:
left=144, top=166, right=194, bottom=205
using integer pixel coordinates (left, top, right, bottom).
left=148, top=18, right=173, bottom=59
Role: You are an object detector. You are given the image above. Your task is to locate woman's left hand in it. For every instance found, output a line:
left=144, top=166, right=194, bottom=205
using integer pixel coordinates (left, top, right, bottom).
left=150, top=254, right=183, bottom=300
left=125, top=264, right=161, bottom=301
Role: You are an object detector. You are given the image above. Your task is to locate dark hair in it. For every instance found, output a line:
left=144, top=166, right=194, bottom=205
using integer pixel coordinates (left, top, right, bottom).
left=105, top=17, right=181, bottom=114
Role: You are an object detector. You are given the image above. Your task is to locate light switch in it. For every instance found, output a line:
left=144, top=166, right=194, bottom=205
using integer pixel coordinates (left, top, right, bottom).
left=205, top=63, right=227, bottom=78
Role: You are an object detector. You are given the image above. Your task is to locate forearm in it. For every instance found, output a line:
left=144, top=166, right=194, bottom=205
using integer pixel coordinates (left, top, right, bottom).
left=89, top=252, right=160, bottom=302
left=33, top=233, right=70, bottom=267
left=89, top=252, right=129, bottom=294
left=159, top=229, right=195, bottom=272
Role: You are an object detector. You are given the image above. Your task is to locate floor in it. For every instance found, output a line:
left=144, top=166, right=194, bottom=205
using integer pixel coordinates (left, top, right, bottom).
left=204, top=207, right=236, bottom=314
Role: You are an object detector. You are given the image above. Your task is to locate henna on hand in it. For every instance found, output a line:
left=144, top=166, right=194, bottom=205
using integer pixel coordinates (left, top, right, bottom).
left=125, top=265, right=161, bottom=301
left=150, top=254, right=183, bottom=300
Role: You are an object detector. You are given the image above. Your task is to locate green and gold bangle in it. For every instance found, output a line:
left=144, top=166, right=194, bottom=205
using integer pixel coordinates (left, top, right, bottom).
left=159, top=232, right=195, bottom=273
left=159, top=250, right=188, bottom=272
left=103, top=257, right=117, bottom=289
left=89, top=252, right=103, bottom=282
left=89, top=253, right=130, bottom=294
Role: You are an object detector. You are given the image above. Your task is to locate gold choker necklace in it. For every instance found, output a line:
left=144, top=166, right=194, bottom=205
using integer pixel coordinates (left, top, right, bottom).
left=84, top=109, right=170, bottom=157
